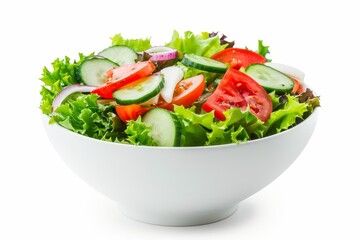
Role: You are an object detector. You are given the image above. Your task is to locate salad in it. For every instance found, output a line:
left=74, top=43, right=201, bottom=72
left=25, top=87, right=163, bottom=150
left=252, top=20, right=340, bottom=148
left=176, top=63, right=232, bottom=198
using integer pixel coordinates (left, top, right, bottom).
left=39, top=30, right=320, bottom=147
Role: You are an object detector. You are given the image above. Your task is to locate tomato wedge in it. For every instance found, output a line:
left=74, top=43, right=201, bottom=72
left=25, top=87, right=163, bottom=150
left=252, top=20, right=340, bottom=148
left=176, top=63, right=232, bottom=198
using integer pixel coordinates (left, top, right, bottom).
left=202, top=68, right=272, bottom=122
left=211, top=48, right=265, bottom=70
left=92, top=61, right=156, bottom=98
left=157, top=75, right=205, bottom=111
left=115, top=104, right=152, bottom=122
left=291, top=77, right=304, bottom=94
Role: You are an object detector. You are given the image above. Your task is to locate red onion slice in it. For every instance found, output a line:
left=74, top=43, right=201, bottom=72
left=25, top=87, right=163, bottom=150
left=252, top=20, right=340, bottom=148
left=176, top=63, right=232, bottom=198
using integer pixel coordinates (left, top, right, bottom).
left=52, top=84, right=97, bottom=113
left=145, top=46, right=177, bottom=61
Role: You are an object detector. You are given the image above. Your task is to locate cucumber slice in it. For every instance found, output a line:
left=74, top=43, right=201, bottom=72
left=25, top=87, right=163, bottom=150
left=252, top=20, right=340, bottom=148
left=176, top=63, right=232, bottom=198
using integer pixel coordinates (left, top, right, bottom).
left=245, top=64, right=294, bottom=93
left=142, top=108, right=182, bottom=147
left=182, top=54, right=228, bottom=73
left=113, top=74, right=164, bottom=105
left=98, top=45, right=138, bottom=66
left=77, top=57, right=118, bottom=86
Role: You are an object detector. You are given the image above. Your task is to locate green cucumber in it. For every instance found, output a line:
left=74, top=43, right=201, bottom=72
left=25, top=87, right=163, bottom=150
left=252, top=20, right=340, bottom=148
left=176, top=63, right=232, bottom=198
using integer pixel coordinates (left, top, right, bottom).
left=98, top=45, right=138, bottom=66
left=245, top=64, right=294, bottom=93
left=182, top=54, right=228, bottom=73
left=77, top=57, right=118, bottom=86
left=143, top=108, right=182, bottom=147
left=113, top=74, right=164, bottom=105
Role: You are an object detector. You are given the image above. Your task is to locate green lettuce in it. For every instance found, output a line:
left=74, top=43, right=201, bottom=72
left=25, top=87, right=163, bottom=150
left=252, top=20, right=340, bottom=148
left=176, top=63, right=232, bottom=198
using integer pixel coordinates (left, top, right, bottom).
left=257, top=40, right=271, bottom=62
left=165, top=30, right=227, bottom=58
left=39, top=53, right=93, bottom=115
left=124, top=118, right=157, bottom=146
left=173, top=106, right=266, bottom=146
left=50, top=93, right=125, bottom=142
left=264, top=94, right=309, bottom=136
left=111, top=33, right=151, bottom=52
left=205, top=107, right=266, bottom=145
left=173, top=106, right=212, bottom=146
left=297, top=88, right=321, bottom=118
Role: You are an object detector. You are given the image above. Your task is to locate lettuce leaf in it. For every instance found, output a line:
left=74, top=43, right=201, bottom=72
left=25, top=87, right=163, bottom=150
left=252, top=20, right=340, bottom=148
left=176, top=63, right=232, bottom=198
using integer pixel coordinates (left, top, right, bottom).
left=298, top=88, right=321, bottom=118
left=264, top=94, right=308, bottom=136
left=257, top=40, right=271, bottom=62
left=165, top=30, right=227, bottom=58
left=50, top=93, right=125, bottom=142
left=173, top=106, right=266, bottom=146
left=39, top=53, right=93, bottom=114
left=209, top=32, right=235, bottom=48
left=205, top=107, right=266, bottom=145
left=124, top=118, right=157, bottom=146
left=111, top=33, right=151, bottom=52
left=173, top=106, right=211, bottom=146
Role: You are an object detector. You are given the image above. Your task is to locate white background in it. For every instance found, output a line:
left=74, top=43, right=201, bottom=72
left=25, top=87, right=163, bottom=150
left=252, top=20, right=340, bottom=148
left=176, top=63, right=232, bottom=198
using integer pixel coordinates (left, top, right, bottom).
left=1, top=0, right=359, bottom=239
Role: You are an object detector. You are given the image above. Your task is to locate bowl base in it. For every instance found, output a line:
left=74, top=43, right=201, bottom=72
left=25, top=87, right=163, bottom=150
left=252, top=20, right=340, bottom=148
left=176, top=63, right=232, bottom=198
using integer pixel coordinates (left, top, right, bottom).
left=120, top=205, right=238, bottom=226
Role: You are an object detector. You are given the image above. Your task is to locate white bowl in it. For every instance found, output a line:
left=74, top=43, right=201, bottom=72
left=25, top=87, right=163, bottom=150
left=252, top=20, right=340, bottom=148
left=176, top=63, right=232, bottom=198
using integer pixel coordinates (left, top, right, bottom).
left=42, top=106, right=319, bottom=226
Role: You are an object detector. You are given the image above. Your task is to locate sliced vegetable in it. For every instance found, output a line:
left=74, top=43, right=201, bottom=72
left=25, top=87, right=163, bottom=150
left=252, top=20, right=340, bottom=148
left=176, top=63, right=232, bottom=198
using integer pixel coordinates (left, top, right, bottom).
left=113, top=74, right=164, bottom=105
left=52, top=84, right=97, bottom=113
left=160, top=66, right=184, bottom=102
left=245, top=64, right=294, bottom=93
left=291, top=77, right=304, bottom=94
left=145, top=46, right=177, bottom=61
left=265, top=62, right=305, bottom=81
left=142, top=108, right=182, bottom=147
left=77, top=57, right=118, bottom=86
left=98, top=45, right=138, bottom=66
left=182, top=54, right=228, bottom=73
left=115, top=104, right=151, bottom=122
left=202, top=68, right=272, bottom=122
left=142, top=94, right=160, bottom=106
left=91, top=61, right=156, bottom=98
left=211, top=48, right=266, bottom=69
left=157, top=74, right=205, bottom=111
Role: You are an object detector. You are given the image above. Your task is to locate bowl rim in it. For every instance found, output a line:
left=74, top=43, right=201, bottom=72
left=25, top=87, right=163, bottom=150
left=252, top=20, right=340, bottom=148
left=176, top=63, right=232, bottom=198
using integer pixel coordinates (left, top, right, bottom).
left=42, top=107, right=319, bottom=150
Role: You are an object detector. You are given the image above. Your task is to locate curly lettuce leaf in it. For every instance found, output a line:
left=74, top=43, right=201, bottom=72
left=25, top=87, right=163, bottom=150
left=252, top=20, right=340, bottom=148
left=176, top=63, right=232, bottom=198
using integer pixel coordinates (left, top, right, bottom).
left=111, top=33, right=151, bottom=52
left=173, top=106, right=211, bottom=146
left=50, top=94, right=125, bottom=142
left=257, top=40, right=271, bottom=62
left=205, top=107, right=266, bottom=145
left=298, top=88, right=321, bottom=118
left=264, top=94, right=308, bottom=136
left=206, top=124, right=248, bottom=146
left=165, top=30, right=227, bottom=58
left=173, top=106, right=266, bottom=146
left=39, top=53, right=93, bottom=114
left=124, top=118, right=157, bottom=146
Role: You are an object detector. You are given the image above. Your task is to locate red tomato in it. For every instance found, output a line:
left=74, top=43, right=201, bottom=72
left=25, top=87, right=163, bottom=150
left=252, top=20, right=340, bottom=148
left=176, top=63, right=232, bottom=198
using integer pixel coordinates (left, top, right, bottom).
left=202, top=69, right=272, bottom=122
left=291, top=77, right=304, bottom=94
left=115, top=104, right=151, bottom=122
left=157, top=75, right=205, bottom=111
left=92, top=61, right=156, bottom=98
left=211, top=48, right=265, bottom=70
